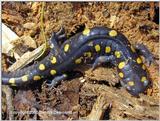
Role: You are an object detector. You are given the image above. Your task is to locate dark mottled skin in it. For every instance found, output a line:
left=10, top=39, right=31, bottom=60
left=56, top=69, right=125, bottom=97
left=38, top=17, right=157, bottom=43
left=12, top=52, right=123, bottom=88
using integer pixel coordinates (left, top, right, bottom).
left=2, top=27, right=151, bottom=96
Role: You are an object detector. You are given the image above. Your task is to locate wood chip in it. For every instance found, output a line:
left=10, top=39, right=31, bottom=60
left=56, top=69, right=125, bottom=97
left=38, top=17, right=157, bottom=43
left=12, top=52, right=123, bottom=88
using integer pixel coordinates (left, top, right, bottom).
left=23, top=22, right=36, bottom=29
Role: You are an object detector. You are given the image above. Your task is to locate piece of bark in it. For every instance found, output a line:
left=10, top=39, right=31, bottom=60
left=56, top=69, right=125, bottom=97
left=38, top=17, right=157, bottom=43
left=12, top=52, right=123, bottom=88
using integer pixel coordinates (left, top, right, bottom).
left=82, top=83, right=159, bottom=120
left=86, top=94, right=111, bottom=120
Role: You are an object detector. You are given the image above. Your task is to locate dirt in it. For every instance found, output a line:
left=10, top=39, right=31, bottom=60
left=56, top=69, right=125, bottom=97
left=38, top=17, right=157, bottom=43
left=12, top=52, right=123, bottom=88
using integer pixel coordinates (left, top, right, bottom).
left=2, top=2, right=159, bottom=120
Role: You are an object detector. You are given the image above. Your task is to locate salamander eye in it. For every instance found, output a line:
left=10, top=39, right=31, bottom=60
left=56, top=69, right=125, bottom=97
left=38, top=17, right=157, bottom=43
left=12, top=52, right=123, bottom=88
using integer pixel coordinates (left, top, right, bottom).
left=143, top=80, right=149, bottom=86
left=126, top=80, right=142, bottom=96
left=126, top=85, right=140, bottom=96
left=141, top=76, right=149, bottom=86
left=126, top=81, right=135, bottom=91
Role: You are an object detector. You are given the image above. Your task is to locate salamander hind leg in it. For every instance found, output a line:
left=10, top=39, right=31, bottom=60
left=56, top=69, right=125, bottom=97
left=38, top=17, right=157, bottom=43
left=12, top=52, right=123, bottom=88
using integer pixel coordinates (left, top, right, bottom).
left=91, top=55, right=116, bottom=70
left=55, top=26, right=66, bottom=41
left=46, top=74, right=68, bottom=88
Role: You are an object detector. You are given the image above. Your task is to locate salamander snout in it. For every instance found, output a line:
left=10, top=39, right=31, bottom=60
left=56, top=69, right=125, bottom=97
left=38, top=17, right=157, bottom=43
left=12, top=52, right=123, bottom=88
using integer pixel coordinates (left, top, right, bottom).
left=122, top=75, right=151, bottom=96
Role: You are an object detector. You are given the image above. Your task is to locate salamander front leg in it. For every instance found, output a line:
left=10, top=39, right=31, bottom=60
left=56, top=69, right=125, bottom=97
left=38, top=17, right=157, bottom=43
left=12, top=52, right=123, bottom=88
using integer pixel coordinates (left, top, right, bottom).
left=49, top=27, right=66, bottom=47
left=134, top=44, right=155, bottom=66
left=92, top=55, right=116, bottom=70
left=46, top=74, right=68, bottom=87
left=55, top=27, right=66, bottom=41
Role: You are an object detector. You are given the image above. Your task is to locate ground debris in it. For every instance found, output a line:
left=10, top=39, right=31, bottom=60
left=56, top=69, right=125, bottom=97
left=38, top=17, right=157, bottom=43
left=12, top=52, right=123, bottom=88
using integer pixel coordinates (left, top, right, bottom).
left=12, top=90, right=38, bottom=120
left=36, top=78, right=80, bottom=120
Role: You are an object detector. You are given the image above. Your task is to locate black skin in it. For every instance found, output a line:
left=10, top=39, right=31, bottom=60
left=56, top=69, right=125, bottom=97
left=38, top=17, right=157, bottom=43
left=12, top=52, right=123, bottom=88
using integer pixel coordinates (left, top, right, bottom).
left=2, top=26, right=154, bottom=96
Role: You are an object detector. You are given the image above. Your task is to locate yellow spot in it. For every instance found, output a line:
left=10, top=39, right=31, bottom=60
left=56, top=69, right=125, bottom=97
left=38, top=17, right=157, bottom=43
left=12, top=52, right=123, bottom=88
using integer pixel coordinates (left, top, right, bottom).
left=136, top=57, right=142, bottom=64
left=22, top=75, right=28, bottom=82
left=141, top=76, right=147, bottom=82
left=75, top=58, right=82, bottom=64
left=142, top=64, right=146, bottom=70
left=109, top=30, right=117, bottom=37
left=9, top=78, right=15, bottom=84
left=118, top=62, right=125, bottom=69
left=128, top=81, right=135, bottom=86
left=130, top=46, right=136, bottom=52
left=119, top=72, right=124, bottom=78
left=83, top=28, right=90, bottom=35
left=64, top=44, right=70, bottom=52
left=50, top=70, right=57, bottom=75
left=115, top=51, right=121, bottom=58
left=95, top=44, right=101, bottom=52
left=39, top=64, right=45, bottom=71
left=105, top=46, right=111, bottom=53
left=33, top=75, right=41, bottom=81
left=51, top=56, right=57, bottom=64
left=84, top=52, right=92, bottom=58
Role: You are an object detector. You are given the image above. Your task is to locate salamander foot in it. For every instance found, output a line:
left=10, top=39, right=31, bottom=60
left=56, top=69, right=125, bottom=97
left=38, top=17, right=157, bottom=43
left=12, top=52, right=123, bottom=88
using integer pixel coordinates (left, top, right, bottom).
left=46, top=74, right=68, bottom=88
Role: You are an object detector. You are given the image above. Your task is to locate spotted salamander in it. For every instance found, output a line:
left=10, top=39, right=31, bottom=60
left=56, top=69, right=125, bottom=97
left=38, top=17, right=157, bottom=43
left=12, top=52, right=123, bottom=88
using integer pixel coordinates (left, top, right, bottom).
left=2, top=26, right=153, bottom=96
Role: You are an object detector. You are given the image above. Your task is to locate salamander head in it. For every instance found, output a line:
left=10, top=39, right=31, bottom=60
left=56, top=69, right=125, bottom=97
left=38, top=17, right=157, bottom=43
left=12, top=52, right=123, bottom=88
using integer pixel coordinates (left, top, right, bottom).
left=121, top=71, right=151, bottom=97
left=119, top=60, right=151, bottom=96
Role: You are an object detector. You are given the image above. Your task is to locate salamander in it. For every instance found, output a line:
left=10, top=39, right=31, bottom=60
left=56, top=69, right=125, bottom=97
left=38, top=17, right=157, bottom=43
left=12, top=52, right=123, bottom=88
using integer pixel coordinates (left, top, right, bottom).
left=2, top=26, right=153, bottom=96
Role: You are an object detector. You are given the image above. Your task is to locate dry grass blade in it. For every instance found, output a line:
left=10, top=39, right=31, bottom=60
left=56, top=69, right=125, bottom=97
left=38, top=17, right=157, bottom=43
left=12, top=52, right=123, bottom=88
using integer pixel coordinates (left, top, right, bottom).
left=8, top=44, right=45, bottom=71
